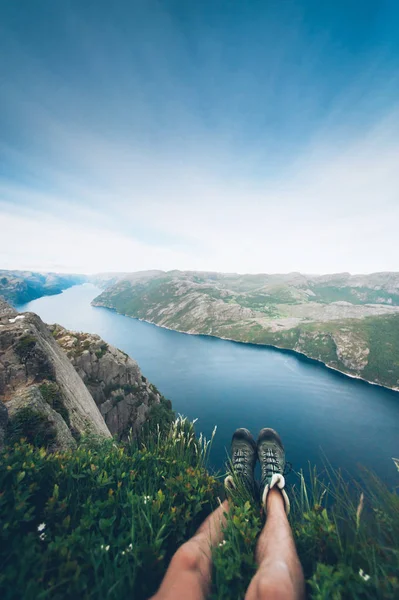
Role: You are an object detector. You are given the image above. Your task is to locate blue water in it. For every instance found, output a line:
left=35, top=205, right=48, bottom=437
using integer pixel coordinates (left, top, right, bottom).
left=17, top=284, right=399, bottom=486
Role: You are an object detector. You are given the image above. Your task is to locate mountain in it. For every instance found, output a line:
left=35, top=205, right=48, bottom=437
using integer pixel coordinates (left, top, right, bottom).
left=0, top=269, right=87, bottom=305
left=50, top=324, right=172, bottom=438
left=0, top=299, right=172, bottom=449
left=92, top=270, right=399, bottom=390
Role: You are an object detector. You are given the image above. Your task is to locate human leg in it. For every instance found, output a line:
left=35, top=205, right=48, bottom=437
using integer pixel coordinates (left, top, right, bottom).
left=150, top=499, right=229, bottom=600
left=245, top=428, right=305, bottom=600
left=153, top=427, right=257, bottom=600
left=245, top=488, right=305, bottom=600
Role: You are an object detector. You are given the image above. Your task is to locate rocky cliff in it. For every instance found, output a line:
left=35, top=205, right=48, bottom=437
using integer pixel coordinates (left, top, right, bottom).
left=0, top=299, right=111, bottom=449
left=50, top=325, right=165, bottom=437
left=0, top=298, right=171, bottom=449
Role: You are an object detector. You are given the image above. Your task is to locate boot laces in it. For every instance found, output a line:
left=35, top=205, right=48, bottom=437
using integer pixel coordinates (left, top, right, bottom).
left=259, top=447, right=292, bottom=483
left=233, top=447, right=251, bottom=477
left=260, top=447, right=281, bottom=478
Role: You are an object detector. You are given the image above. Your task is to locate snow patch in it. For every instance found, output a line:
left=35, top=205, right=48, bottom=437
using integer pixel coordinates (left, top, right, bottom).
left=8, top=315, right=25, bottom=323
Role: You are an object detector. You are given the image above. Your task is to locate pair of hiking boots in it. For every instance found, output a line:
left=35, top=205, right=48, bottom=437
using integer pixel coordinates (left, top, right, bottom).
left=225, top=428, right=290, bottom=514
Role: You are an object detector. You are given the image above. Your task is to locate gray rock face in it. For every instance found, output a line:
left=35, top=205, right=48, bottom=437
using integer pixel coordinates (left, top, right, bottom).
left=50, top=325, right=161, bottom=437
left=0, top=298, right=17, bottom=319
left=0, top=400, right=8, bottom=449
left=0, top=301, right=111, bottom=441
left=7, top=386, right=76, bottom=451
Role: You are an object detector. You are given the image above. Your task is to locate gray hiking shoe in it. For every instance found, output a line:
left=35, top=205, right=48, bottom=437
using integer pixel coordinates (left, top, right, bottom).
left=257, top=428, right=290, bottom=514
left=224, top=428, right=257, bottom=495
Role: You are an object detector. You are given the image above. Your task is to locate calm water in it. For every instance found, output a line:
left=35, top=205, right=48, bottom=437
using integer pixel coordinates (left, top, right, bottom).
left=17, top=284, right=399, bottom=486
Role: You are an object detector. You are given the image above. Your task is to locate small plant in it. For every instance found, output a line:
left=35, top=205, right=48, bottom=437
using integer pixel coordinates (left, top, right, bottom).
left=39, top=382, right=70, bottom=426
left=14, top=335, right=36, bottom=361
left=6, top=407, right=57, bottom=448
left=113, top=394, right=124, bottom=404
left=95, top=343, right=108, bottom=359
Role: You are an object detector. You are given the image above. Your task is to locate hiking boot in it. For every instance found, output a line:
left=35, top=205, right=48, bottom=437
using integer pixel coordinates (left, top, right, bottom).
left=224, top=428, right=257, bottom=495
left=257, top=428, right=290, bottom=514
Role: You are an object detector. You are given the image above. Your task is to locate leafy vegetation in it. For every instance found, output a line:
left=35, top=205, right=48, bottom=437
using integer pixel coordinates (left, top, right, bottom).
left=0, top=418, right=217, bottom=599
left=5, top=407, right=57, bottom=448
left=95, top=343, right=109, bottom=359
left=0, top=419, right=398, bottom=599
left=14, top=335, right=37, bottom=361
left=39, top=382, right=71, bottom=426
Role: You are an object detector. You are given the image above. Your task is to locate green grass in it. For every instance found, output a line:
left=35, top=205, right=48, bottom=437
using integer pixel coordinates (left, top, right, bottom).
left=0, top=419, right=398, bottom=599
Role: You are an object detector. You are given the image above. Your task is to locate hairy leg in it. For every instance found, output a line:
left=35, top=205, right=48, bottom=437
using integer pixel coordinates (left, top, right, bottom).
left=151, top=500, right=229, bottom=600
left=245, top=489, right=305, bottom=600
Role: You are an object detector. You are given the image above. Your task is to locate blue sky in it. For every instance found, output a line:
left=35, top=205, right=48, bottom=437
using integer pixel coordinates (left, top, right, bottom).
left=1, top=0, right=399, bottom=274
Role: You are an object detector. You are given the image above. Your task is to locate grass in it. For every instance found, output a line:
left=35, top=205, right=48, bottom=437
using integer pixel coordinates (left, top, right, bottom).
left=0, top=419, right=397, bottom=599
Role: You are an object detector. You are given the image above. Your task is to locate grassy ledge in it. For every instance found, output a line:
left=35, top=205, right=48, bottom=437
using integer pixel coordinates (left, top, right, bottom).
left=0, top=419, right=398, bottom=599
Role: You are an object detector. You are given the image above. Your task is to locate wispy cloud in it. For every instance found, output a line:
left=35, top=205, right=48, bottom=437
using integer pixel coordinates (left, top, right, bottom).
left=1, top=0, right=399, bottom=274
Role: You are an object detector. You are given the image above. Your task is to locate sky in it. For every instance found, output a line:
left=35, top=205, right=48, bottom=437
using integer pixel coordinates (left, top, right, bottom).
left=1, top=0, right=399, bottom=275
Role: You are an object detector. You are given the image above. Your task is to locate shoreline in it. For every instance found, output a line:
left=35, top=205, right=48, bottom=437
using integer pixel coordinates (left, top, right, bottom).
left=91, top=302, right=399, bottom=395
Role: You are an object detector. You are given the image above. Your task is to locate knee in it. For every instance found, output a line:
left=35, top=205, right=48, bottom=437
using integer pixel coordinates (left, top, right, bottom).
left=171, top=540, right=201, bottom=573
left=252, top=570, right=297, bottom=600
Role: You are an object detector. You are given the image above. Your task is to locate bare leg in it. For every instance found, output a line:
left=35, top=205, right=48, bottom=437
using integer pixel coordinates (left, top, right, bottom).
left=245, top=489, right=305, bottom=600
left=151, top=500, right=229, bottom=600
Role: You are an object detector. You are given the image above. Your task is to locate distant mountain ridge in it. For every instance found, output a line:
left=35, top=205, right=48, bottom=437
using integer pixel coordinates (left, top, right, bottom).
left=92, top=269, right=399, bottom=391
left=0, top=270, right=87, bottom=305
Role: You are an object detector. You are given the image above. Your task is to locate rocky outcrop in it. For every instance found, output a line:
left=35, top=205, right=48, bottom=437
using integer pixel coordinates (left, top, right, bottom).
left=331, top=330, right=370, bottom=371
left=0, top=299, right=111, bottom=446
left=7, top=386, right=76, bottom=450
left=50, top=325, right=163, bottom=437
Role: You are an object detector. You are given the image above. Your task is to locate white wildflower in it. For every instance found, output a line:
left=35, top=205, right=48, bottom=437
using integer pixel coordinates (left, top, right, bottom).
left=143, top=495, right=151, bottom=504
left=39, top=532, right=46, bottom=541
left=37, top=523, right=46, bottom=532
left=218, top=540, right=226, bottom=547
left=359, top=569, right=371, bottom=582
left=121, top=551, right=126, bottom=556
left=105, top=545, right=110, bottom=552
left=127, top=543, right=133, bottom=551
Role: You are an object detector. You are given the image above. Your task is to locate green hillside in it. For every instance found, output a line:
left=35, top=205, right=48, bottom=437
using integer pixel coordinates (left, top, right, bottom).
left=92, top=271, right=399, bottom=390
left=0, top=270, right=86, bottom=305
left=1, top=417, right=398, bottom=599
